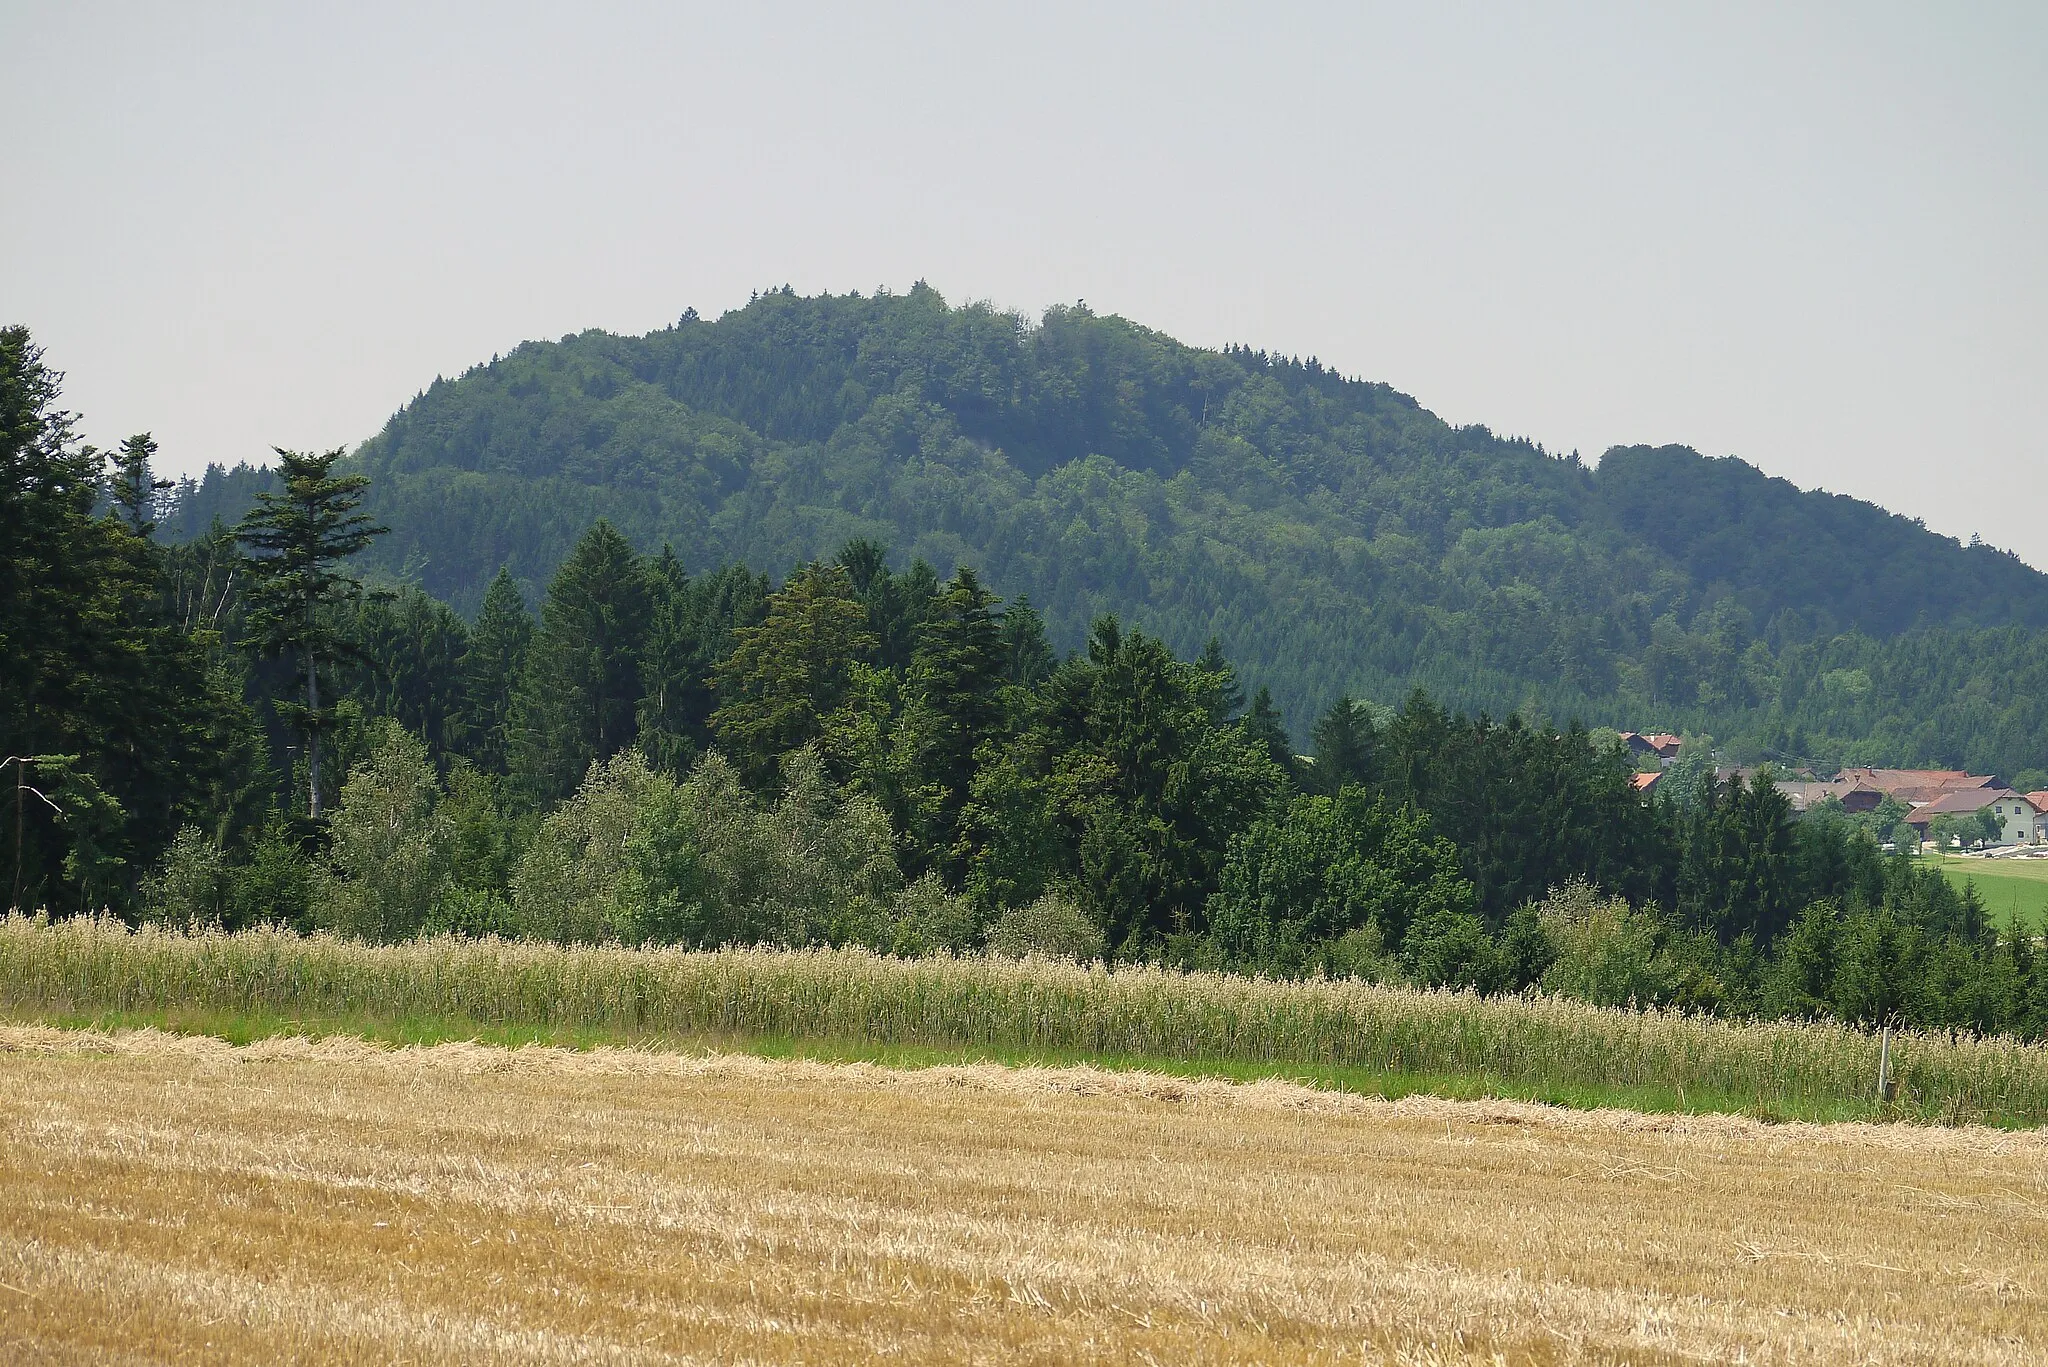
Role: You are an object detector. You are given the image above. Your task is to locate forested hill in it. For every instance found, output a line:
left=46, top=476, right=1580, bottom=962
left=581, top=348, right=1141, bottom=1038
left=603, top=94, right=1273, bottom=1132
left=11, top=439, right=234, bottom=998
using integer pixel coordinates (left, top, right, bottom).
left=165, top=285, right=2048, bottom=775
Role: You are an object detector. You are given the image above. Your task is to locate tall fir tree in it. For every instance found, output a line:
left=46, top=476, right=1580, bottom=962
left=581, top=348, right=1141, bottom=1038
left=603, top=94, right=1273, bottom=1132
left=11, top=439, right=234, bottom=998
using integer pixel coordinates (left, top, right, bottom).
left=460, top=567, right=534, bottom=774
left=895, top=567, right=1007, bottom=876
left=109, top=432, right=170, bottom=536
left=2, top=329, right=236, bottom=910
left=711, top=561, right=877, bottom=786
left=348, top=586, right=471, bottom=760
left=997, top=594, right=1057, bottom=689
left=637, top=547, right=699, bottom=776
left=836, top=539, right=937, bottom=672
left=1241, top=685, right=1299, bottom=787
left=508, top=521, right=650, bottom=804
left=1308, top=695, right=1376, bottom=795
left=234, top=447, right=386, bottom=819
left=1193, top=636, right=1246, bottom=723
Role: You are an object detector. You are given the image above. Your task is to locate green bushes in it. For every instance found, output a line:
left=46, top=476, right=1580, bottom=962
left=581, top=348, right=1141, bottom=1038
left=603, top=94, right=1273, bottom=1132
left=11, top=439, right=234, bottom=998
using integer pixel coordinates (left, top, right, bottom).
left=1206, top=791, right=1479, bottom=981
left=985, top=892, right=1104, bottom=961
left=6, top=915, right=2048, bottom=1124
left=319, top=722, right=451, bottom=941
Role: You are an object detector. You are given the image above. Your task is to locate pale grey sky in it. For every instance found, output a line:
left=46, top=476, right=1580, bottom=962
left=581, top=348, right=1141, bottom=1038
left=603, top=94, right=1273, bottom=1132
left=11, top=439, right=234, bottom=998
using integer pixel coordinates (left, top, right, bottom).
left=6, top=2, right=2045, bottom=565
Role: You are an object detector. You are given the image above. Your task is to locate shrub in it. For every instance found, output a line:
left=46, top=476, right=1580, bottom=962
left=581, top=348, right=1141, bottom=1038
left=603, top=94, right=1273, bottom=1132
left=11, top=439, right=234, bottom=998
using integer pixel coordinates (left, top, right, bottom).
left=509, top=750, right=693, bottom=945
left=1207, top=788, right=1475, bottom=976
left=986, top=891, right=1105, bottom=962
left=1538, top=880, right=1676, bottom=1008
left=317, top=722, right=452, bottom=942
left=751, top=747, right=901, bottom=948
left=139, top=826, right=230, bottom=930
left=887, top=874, right=982, bottom=957
left=509, top=746, right=907, bottom=950
left=230, top=819, right=315, bottom=931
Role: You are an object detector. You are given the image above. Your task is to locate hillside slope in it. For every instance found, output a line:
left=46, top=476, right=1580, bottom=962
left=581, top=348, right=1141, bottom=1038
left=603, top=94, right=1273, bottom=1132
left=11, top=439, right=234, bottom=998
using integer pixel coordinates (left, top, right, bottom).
left=166, top=286, right=2048, bottom=776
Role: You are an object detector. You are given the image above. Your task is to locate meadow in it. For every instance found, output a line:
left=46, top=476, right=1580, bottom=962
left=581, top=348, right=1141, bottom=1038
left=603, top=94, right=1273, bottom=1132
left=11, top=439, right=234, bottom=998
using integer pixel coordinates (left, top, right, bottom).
left=4, top=1025, right=2045, bottom=1365
left=1937, top=853, right=2048, bottom=930
left=7, top=914, right=2048, bottom=1125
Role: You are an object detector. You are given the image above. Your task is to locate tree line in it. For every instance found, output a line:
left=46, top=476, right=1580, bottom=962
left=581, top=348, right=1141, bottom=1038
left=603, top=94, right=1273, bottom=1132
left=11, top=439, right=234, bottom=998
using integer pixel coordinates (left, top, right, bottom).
left=8, top=324, right=2048, bottom=1042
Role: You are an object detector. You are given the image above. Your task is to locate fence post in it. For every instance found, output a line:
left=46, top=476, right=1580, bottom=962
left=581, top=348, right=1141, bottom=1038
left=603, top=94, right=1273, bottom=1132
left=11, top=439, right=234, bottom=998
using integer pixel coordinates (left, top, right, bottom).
left=1877, top=1024, right=1893, bottom=1105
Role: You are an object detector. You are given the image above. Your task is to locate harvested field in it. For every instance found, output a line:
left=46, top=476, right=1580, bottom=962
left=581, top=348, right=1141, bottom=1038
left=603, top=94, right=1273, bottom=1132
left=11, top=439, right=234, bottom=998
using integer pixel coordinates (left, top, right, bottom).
left=2, top=1027, right=2045, bottom=1365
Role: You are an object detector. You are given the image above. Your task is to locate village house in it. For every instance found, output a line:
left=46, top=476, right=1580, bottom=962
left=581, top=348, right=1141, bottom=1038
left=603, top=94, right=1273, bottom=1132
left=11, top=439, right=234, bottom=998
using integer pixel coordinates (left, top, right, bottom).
left=1773, top=779, right=1885, bottom=814
left=1904, top=789, right=2047, bottom=847
left=1619, top=732, right=1683, bottom=763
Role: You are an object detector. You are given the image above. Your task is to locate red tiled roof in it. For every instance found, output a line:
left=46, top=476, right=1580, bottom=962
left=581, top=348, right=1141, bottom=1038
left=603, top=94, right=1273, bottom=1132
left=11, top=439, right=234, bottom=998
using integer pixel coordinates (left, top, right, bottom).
left=1905, top=788, right=2020, bottom=821
left=1837, top=768, right=1999, bottom=800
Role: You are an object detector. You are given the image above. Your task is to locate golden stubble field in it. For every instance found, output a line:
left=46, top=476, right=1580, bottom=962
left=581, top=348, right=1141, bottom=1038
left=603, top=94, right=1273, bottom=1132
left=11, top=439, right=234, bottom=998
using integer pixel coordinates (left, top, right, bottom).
left=1, top=1028, right=2044, bottom=1365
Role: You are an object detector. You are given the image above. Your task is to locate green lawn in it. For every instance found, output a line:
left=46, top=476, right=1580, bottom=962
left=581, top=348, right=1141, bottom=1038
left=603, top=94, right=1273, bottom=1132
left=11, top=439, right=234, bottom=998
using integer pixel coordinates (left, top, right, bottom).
left=1935, top=854, right=2048, bottom=931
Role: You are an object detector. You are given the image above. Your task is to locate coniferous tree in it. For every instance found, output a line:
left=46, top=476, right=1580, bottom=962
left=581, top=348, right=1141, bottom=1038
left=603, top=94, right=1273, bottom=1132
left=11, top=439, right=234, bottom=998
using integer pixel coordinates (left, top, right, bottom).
left=460, top=567, right=534, bottom=774
left=976, top=617, right=1286, bottom=951
left=349, top=586, right=470, bottom=760
left=645, top=560, right=772, bottom=773
left=2, top=329, right=233, bottom=909
left=1194, top=636, right=1246, bottom=723
left=1308, top=695, right=1376, bottom=795
left=509, top=521, right=650, bottom=805
left=235, top=447, right=387, bottom=819
left=109, top=432, right=170, bottom=536
left=637, top=547, right=700, bottom=776
left=896, top=567, right=1007, bottom=875
left=836, top=539, right=936, bottom=672
left=711, top=562, right=877, bottom=786
left=997, top=594, right=1057, bottom=689
left=1242, top=686, right=1299, bottom=787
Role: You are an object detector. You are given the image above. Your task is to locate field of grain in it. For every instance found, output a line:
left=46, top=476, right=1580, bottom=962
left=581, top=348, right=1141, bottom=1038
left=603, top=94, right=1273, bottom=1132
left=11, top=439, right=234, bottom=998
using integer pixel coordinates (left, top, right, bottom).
left=11, top=915, right=2048, bottom=1125
left=3, top=1026, right=2045, bottom=1365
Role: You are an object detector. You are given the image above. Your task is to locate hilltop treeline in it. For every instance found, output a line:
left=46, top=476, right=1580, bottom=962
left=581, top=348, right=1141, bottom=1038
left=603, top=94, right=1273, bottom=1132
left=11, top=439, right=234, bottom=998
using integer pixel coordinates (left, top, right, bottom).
left=9, top=324, right=2048, bottom=1041
left=163, top=285, right=2048, bottom=779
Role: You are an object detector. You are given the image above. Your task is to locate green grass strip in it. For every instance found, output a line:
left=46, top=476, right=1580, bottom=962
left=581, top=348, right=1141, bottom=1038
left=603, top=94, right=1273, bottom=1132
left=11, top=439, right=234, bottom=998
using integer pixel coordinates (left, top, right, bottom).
left=7, top=1002, right=1910, bottom=1125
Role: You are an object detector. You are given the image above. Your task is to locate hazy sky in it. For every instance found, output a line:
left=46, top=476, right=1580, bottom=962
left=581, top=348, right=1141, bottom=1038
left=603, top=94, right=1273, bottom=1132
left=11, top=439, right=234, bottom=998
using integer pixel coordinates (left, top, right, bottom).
left=7, top=3, right=2045, bottom=565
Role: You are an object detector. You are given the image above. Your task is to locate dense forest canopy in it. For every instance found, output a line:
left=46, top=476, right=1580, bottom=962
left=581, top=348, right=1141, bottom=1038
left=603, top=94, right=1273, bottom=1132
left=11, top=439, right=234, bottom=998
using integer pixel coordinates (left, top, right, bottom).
left=162, top=286, right=2048, bottom=778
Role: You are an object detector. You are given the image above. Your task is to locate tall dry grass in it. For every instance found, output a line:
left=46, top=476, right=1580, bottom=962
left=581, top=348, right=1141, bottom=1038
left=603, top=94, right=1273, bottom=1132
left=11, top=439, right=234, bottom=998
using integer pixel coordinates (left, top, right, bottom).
left=5, top=914, right=2047, bottom=1121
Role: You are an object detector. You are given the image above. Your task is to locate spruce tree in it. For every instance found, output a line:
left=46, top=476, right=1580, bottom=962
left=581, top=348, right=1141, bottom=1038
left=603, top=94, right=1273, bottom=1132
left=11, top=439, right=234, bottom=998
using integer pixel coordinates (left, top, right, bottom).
left=235, top=447, right=386, bottom=819
left=711, top=561, right=877, bottom=785
left=461, top=567, right=534, bottom=774
left=997, top=594, right=1056, bottom=688
left=896, top=567, right=1007, bottom=874
left=2, top=329, right=242, bottom=910
left=1308, top=695, right=1376, bottom=795
left=509, top=521, right=650, bottom=804
left=1241, top=685, right=1299, bottom=787
left=835, top=539, right=936, bottom=671
left=109, top=432, right=170, bottom=536
left=637, top=547, right=698, bottom=776
left=1194, top=636, right=1246, bottom=723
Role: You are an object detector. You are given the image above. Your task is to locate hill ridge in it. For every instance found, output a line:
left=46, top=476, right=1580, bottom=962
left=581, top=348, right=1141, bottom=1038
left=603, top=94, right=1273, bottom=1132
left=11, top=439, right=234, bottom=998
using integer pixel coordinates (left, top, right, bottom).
left=162, top=286, right=2048, bottom=778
